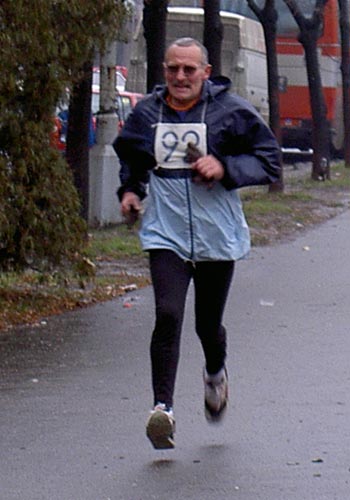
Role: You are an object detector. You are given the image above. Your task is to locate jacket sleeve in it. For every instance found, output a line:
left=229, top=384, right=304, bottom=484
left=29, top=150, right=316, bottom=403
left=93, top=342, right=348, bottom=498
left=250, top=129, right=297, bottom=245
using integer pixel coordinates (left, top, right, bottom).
left=113, top=103, right=156, bottom=201
left=213, top=105, right=281, bottom=190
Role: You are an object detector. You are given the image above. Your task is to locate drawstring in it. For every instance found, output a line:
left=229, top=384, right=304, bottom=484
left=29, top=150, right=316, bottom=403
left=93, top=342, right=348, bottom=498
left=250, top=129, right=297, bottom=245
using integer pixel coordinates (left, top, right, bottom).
left=201, top=101, right=208, bottom=123
left=159, top=102, right=164, bottom=123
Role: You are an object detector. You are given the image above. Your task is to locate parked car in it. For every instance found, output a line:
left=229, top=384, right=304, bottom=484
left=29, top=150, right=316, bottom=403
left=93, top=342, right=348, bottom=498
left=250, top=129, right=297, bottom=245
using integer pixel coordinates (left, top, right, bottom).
left=91, top=89, right=144, bottom=132
left=51, top=87, right=143, bottom=152
left=50, top=115, right=66, bottom=152
left=50, top=107, right=96, bottom=153
left=92, top=65, right=128, bottom=92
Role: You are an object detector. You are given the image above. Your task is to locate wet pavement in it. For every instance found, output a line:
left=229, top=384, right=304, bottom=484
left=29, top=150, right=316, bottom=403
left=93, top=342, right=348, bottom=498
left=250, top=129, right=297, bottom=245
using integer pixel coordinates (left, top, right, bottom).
left=1, top=210, right=350, bottom=499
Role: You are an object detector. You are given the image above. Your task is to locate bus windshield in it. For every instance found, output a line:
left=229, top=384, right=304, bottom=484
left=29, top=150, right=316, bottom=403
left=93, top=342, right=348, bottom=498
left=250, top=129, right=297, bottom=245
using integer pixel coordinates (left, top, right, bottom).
left=221, top=0, right=316, bottom=36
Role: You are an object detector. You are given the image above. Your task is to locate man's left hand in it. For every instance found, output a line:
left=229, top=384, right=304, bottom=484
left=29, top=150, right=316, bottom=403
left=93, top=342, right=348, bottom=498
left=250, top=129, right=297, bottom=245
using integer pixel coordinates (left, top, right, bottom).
left=192, top=155, right=224, bottom=186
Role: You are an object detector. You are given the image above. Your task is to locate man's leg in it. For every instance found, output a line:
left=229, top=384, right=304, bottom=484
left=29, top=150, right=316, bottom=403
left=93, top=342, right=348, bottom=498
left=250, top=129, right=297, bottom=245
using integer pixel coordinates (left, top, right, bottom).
left=146, top=250, right=193, bottom=449
left=193, top=260, right=235, bottom=374
left=149, top=250, right=193, bottom=408
left=193, top=260, right=235, bottom=422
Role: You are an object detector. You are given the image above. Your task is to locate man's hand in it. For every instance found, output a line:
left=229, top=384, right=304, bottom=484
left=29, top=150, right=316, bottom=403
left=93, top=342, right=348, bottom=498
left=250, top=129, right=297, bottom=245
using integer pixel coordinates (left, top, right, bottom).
left=192, top=155, right=224, bottom=187
left=121, top=192, right=142, bottom=226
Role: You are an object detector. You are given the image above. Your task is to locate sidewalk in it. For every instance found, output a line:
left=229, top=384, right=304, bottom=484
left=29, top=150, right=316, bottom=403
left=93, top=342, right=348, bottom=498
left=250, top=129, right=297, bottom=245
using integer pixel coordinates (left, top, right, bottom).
left=0, top=210, right=349, bottom=500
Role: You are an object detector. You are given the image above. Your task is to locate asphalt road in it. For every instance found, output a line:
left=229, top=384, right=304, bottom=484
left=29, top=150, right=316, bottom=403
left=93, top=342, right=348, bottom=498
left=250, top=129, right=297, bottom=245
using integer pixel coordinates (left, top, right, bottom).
left=1, top=210, right=350, bottom=500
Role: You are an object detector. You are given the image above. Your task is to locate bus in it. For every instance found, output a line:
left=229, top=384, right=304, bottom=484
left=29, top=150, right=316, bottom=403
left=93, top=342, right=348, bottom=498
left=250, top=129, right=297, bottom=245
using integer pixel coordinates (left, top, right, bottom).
left=276, top=0, right=343, bottom=156
left=222, top=0, right=343, bottom=156
left=174, top=1, right=344, bottom=156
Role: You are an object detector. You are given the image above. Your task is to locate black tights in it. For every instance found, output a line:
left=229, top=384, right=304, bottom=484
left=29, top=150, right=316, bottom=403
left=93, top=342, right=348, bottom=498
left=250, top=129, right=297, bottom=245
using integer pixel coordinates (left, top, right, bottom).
left=149, top=249, right=235, bottom=407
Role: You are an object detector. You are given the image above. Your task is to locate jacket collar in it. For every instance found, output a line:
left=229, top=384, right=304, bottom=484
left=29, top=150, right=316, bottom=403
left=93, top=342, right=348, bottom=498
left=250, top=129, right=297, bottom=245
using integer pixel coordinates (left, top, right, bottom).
left=153, top=77, right=232, bottom=105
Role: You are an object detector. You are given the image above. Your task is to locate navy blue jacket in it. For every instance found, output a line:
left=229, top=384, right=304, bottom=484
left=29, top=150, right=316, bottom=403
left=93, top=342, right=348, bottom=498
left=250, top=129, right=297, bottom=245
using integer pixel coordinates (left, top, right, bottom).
left=115, top=77, right=281, bottom=201
left=114, top=78, right=281, bottom=262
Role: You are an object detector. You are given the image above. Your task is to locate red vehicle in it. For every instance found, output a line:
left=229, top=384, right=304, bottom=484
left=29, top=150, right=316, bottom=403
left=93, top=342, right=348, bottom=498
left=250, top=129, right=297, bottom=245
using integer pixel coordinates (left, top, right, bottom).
left=50, top=107, right=96, bottom=152
left=218, top=0, right=343, bottom=155
left=276, top=0, right=343, bottom=156
left=92, top=65, right=128, bottom=92
left=51, top=87, right=143, bottom=151
left=50, top=115, right=66, bottom=152
left=115, top=90, right=144, bottom=129
left=177, top=1, right=344, bottom=156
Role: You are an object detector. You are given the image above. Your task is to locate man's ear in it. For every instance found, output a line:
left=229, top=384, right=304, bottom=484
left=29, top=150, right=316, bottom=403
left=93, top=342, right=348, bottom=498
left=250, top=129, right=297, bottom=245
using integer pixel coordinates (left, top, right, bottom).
left=204, top=64, right=212, bottom=80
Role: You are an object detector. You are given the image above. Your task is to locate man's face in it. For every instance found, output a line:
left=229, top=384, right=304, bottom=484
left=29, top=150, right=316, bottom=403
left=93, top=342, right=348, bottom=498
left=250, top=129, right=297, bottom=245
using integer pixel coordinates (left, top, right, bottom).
left=163, top=44, right=211, bottom=107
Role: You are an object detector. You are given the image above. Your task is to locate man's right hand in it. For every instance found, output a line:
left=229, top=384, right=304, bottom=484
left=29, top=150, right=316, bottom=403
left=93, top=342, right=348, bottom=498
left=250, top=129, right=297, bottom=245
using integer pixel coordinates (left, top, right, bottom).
left=121, top=192, right=142, bottom=226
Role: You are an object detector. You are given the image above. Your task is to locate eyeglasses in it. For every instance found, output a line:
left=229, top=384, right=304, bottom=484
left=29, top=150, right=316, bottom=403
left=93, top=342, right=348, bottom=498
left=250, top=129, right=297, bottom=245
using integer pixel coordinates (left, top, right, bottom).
left=164, top=64, right=203, bottom=77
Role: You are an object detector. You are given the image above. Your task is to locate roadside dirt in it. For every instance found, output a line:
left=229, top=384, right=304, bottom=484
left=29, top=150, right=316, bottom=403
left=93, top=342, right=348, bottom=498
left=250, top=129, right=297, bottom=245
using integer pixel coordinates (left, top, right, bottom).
left=0, top=162, right=349, bottom=332
left=246, top=161, right=350, bottom=246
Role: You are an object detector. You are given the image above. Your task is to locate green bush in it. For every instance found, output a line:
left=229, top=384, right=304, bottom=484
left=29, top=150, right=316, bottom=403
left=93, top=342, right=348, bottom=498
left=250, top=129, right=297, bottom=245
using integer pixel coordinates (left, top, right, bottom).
left=0, top=0, right=128, bottom=270
left=0, top=124, right=86, bottom=270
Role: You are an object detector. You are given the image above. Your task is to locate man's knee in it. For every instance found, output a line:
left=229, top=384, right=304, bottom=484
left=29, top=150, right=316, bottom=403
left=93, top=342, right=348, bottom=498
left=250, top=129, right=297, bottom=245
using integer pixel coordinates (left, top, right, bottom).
left=156, top=305, right=183, bottom=333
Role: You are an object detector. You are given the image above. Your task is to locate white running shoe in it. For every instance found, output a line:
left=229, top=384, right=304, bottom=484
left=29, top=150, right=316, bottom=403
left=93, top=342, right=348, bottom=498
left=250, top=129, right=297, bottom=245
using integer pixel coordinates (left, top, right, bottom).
left=203, top=367, right=228, bottom=423
left=146, top=403, right=175, bottom=449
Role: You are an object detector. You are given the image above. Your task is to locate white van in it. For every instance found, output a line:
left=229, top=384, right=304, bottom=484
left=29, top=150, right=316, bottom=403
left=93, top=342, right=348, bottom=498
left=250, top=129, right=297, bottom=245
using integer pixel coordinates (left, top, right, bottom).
left=128, top=6, right=269, bottom=122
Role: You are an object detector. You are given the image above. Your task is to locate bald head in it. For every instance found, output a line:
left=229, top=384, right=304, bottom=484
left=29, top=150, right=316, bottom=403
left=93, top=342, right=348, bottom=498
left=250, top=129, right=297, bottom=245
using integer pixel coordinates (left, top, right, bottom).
left=166, top=37, right=209, bottom=66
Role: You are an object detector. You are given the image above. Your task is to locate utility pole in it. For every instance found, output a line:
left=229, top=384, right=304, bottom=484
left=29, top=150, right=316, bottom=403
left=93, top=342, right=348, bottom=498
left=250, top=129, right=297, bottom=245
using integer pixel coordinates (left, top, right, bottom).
left=89, top=41, right=122, bottom=226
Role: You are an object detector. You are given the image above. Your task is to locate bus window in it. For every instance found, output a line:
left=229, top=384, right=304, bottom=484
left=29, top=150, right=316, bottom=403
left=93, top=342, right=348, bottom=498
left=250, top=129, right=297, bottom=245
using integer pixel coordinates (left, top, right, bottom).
left=219, top=0, right=316, bottom=36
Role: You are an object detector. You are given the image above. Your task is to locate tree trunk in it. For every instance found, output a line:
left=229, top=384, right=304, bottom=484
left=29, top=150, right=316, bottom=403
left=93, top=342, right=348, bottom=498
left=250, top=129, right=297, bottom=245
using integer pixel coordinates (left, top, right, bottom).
left=65, top=62, right=93, bottom=221
left=247, top=0, right=284, bottom=192
left=301, top=31, right=331, bottom=179
left=284, top=0, right=330, bottom=180
left=203, top=0, right=223, bottom=77
left=338, top=0, right=350, bottom=167
left=143, top=0, right=168, bottom=93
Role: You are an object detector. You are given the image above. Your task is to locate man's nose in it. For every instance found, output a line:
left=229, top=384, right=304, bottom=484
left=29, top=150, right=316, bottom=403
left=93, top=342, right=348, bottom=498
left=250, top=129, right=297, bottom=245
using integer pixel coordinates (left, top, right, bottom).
left=174, top=67, right=187, bottom=78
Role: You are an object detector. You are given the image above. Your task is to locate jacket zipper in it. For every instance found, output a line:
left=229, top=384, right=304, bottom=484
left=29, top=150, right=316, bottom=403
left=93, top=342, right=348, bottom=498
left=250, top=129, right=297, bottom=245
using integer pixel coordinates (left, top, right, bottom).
left=185, top=177, right=194, bottom=260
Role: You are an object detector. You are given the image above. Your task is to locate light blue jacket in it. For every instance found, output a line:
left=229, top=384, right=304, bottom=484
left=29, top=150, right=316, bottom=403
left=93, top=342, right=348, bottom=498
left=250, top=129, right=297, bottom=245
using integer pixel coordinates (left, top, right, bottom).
left=140, top=170, right=250, bottom=261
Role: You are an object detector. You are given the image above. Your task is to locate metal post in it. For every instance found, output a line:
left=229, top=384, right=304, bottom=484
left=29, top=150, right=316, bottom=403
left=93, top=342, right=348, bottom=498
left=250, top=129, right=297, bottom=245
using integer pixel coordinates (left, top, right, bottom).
left=89, top=41, right=122, bottom=226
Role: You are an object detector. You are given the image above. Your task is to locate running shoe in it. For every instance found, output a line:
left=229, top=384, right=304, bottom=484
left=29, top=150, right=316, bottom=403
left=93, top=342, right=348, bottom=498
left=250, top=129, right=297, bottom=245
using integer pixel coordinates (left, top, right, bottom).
left=203, top=367, right=228, bottom=423
left=146, top=403, right=175, bottom=449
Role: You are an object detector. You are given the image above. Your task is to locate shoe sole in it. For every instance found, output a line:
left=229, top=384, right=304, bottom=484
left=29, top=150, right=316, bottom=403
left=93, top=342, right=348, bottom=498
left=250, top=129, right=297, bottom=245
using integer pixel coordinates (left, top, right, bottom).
left=146, top=411, right=175, bottom=450
left=204, top=367, right=228, bottom=424
left=205, top=399, right=228, bottom=423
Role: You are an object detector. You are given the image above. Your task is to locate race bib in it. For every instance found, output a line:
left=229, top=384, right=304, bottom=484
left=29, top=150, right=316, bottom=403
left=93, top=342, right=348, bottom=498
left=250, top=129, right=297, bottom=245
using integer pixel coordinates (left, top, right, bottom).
left=155, top=123, right=207, bottom=169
